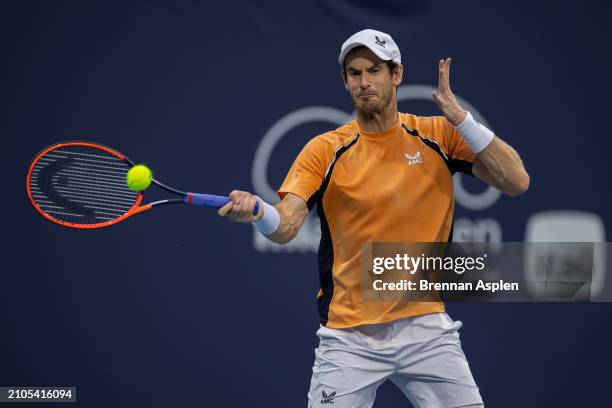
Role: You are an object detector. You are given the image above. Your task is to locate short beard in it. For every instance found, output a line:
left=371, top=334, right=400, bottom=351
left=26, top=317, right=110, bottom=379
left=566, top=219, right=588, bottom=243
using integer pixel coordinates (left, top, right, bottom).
left=356, top=107, right=378, bottom=122
left=353, top=91, right=392, bottom=121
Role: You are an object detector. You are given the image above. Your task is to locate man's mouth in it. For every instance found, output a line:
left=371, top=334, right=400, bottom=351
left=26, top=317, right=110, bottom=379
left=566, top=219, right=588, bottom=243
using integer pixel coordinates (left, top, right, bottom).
left=358, top=92, right=377, bottom=99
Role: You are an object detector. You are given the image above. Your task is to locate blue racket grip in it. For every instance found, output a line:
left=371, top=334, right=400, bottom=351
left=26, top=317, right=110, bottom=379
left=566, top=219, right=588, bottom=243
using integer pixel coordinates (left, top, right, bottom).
left=185, top=193, right=260, bottom=215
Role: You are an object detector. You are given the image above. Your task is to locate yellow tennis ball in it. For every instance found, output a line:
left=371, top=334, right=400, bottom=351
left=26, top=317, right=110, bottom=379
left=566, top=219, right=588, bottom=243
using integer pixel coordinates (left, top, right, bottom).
left=126, top=164, right=153, bottom=192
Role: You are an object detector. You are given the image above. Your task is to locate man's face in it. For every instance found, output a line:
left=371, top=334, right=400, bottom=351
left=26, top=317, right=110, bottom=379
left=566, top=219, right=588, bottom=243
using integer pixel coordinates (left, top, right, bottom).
left=343, top=47, right=403, bottom=115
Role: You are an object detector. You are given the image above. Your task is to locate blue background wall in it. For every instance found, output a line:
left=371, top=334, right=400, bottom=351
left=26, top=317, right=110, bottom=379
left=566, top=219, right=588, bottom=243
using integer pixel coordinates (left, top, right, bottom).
left=3, top=1, right=611, bottom=406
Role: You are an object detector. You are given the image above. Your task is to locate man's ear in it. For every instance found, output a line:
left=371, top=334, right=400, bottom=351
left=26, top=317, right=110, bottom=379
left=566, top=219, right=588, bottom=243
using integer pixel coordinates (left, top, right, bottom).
left=340, top=70, right=349, bottom=91
left=393, top=63, right=404, bottom=87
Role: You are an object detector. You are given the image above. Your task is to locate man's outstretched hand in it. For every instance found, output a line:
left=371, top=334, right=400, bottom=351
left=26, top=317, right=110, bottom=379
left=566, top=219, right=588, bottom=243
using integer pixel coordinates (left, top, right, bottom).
left=432, top=58, right=467, bottom=126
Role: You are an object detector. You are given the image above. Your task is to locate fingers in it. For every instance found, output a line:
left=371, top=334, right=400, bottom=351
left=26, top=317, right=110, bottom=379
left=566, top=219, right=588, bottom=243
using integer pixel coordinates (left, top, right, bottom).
left=438, top=59, right=444, bottom=93
left=219, top=190, right=259, bottom=222
left=432, top=90, right=442, bottom=106
left=218, top=201, right=234, bottom=216
left=446, top=57, right=451, bottom=86
left=233, top=195, right=250, bottom=214
left=437, top=57, right=452, bottom=95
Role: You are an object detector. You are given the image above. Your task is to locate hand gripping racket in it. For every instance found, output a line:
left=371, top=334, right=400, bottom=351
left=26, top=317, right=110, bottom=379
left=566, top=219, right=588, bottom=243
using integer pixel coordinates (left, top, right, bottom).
left=26, top=141, right=258, bottom=229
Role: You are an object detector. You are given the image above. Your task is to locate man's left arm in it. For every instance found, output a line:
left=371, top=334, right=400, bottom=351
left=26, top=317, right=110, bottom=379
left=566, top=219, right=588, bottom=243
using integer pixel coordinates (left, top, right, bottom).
left=432, top=58, right=530, bottom=196
left=470, top=137, right=530, bottom=196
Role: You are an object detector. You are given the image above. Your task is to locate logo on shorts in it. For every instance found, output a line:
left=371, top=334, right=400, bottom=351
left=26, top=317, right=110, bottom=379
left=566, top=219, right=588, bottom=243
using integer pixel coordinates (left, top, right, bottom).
left=375, top=36, right=386, bottom=47
left=405, top=151, right=423, bottom=165
left=320, top=390, right=336, bottom=404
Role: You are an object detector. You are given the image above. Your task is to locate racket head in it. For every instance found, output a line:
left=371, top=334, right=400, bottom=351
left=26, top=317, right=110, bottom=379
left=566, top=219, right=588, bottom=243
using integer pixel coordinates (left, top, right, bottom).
left=26, top=141, right=147, bottom=229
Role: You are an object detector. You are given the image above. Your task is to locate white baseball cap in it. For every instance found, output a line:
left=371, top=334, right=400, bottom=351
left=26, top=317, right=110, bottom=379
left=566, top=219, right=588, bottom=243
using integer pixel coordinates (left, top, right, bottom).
left=338, top=29, right=402, bottom=66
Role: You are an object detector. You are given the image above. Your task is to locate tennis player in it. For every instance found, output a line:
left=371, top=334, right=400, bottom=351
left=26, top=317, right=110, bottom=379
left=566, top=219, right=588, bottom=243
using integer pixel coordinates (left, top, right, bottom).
left=219, top=29, right=529, bottom=408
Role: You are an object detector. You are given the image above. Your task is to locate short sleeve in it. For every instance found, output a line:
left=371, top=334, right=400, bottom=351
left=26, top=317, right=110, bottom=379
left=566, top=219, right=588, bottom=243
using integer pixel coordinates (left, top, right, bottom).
left=278, top=137, right=330, bottom=205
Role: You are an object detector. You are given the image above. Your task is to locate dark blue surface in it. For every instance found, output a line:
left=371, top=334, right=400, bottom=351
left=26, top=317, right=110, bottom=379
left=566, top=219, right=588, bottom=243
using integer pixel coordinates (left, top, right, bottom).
left=3, top=1, right=612, bottom=406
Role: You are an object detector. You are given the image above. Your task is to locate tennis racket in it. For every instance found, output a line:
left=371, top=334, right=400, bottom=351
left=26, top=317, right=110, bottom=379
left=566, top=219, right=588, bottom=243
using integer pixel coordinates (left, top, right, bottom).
left=26, top=141, right=258, bottom=229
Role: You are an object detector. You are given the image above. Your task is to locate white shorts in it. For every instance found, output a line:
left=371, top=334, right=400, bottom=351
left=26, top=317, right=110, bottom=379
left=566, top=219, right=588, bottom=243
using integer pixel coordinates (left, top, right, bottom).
left=307, top=312, right=483, bottom=408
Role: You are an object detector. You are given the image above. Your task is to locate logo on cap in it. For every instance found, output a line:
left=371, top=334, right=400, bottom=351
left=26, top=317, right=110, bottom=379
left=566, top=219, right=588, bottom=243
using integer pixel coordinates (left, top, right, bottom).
left=375, top=36, right=387, bottom=48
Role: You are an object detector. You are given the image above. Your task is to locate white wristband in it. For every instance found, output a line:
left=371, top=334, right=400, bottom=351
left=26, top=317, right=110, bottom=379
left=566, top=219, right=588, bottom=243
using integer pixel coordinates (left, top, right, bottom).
left=456, top=111, right=495, bottom=154
left=252, top=197, right=280, bottom=236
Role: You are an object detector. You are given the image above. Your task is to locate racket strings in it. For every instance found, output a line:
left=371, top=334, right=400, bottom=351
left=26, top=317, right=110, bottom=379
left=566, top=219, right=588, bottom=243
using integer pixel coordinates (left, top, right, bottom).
left=28, top=144, right=140, bottom=225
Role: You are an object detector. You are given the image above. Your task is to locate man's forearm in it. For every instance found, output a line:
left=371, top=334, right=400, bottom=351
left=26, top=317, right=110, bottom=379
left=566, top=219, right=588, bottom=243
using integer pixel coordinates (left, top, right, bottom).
left=258, top=193, right=310, bottom=244
left=474, top=136, right=530, bottom=196
left=265, top=204, right=307, bottom=244
left=454, top=110, right=530, bottom=196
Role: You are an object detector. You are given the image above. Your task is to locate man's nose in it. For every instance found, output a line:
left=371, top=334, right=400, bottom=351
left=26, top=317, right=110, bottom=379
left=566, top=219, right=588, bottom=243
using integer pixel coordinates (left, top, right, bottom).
left=359, top=74, right=371, bottom=88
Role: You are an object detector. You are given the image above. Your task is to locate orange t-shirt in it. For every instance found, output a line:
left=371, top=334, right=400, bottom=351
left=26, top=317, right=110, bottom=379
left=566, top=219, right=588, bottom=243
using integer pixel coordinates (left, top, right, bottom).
left=279, top=112, right=477, bottom=328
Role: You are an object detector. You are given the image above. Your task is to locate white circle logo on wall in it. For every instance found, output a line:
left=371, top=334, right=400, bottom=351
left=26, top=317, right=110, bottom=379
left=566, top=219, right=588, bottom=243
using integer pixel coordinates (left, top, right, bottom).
left=252, top=84, right=501, bottom=211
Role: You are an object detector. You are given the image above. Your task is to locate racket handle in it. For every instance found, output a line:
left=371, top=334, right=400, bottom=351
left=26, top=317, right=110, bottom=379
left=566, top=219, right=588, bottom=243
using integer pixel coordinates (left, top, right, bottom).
left=185, top=193, right=260, bottom=215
